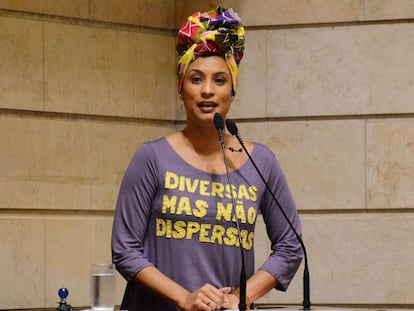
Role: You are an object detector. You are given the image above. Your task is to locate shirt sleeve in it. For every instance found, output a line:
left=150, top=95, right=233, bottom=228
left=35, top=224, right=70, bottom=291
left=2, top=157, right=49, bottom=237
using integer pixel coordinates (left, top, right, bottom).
left=111, top=143, right=159, bottom=281
left=258, top=147, right=304, bottom=291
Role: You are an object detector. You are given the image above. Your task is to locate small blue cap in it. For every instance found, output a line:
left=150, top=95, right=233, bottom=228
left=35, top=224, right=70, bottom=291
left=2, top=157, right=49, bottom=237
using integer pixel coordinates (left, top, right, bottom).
left=58, top=287, right=69, bottom=299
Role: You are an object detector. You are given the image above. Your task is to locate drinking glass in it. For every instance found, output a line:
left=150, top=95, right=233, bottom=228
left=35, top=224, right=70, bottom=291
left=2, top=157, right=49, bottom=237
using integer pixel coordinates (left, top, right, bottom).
left=90, top=263, right=116, bottom=311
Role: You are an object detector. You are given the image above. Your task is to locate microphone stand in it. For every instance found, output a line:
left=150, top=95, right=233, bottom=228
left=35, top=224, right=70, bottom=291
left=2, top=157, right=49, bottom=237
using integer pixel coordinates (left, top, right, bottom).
left=214, top=113, right=247, bottom=311
left=226, top=118, right=311, bottom=310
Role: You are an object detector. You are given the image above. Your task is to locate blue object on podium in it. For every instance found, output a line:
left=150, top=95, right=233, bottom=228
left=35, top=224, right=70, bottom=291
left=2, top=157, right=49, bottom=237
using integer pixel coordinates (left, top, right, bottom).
left=57, top=287, right=75, bottom=311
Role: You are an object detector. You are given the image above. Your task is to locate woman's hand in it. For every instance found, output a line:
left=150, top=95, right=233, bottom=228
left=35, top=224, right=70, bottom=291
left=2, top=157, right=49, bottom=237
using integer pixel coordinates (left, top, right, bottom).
left=222, top=287, right=253, bottom=310
left=221, top=292, right=240, bottom=310
left=179, top=284, right=231, bottom=311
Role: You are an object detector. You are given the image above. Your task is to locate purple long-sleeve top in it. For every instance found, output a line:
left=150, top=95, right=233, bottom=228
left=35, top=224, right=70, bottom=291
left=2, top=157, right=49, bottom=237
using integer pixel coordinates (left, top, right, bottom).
left=111, top=137, right=303, bottom=311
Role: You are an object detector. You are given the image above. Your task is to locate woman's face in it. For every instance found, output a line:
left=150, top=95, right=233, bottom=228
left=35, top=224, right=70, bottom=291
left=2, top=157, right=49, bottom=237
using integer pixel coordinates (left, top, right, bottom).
left=180, top=56, right=234, bottom=126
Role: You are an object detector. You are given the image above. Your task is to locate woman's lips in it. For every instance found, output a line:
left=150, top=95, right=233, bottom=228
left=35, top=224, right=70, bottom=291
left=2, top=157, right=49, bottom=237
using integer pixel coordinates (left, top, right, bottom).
left=198, top=101, right=218, bottom=113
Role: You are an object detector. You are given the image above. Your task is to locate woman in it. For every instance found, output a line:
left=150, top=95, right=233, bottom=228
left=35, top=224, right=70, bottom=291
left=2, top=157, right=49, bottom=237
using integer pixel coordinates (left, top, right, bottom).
left=112, top=7, right=303, bottom=311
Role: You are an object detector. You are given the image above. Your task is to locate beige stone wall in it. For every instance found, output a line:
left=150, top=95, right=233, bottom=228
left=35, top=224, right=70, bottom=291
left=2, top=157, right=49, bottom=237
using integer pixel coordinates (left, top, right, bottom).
left=0, top=1, right=176, bottom=308
left=1, top=0, right=413, bottom=309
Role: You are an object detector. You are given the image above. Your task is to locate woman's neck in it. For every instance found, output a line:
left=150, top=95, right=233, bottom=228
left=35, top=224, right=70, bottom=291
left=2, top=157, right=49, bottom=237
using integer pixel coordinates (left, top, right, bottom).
left=181, top=125, right=225, bottom=155
left=166, top=124, right=247, bottom=174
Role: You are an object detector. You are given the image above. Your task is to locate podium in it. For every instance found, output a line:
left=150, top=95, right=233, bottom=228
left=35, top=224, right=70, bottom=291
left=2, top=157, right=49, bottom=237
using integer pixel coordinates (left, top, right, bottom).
left=247, top=308, right=410, bottom=311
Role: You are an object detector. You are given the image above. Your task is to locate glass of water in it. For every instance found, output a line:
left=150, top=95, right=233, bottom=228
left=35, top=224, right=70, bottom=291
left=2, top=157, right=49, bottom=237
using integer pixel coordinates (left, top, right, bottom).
left=90, top=263, right=116, bottom=311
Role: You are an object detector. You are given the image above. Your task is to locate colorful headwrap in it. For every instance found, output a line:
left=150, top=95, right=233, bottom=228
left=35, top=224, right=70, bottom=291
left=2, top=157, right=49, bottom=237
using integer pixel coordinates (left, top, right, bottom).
left=176, top=7, right=245, bottom=95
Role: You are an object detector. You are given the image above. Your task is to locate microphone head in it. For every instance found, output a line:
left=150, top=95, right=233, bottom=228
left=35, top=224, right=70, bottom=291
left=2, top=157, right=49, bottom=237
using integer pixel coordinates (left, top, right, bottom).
left=225, top=118, right=238, bottom=136
left=213, top=112, right=224, bottom=130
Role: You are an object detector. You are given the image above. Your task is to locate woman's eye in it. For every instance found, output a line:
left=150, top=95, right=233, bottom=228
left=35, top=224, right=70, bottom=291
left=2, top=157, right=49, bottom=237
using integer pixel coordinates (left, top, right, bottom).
left=215, top=78, right=225, bottom=85
left=191, top=76, right=202, bottom=83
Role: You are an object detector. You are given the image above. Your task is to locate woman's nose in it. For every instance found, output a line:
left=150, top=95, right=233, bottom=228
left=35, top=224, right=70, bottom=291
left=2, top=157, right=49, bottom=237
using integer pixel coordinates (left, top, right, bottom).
left=201, top=80, right=214, bottom=96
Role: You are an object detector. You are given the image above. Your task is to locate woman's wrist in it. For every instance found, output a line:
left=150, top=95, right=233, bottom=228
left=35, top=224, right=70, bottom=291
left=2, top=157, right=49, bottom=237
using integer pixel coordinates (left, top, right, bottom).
left=231, top=288, right=252, bottom=309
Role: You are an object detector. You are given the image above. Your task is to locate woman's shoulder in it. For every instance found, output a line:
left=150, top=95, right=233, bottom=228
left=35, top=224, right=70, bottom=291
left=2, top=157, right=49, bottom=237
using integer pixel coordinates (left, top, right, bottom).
left=131, top=137, right=169, bottom=160
left=250, top=141, right=276, bottom=157
left=138, top=136, right=171, bottom=151
left=247, top=141, right=283, bottom=172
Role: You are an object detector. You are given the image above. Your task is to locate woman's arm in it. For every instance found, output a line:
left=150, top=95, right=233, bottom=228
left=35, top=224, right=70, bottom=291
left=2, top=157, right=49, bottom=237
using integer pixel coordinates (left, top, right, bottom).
left=225, top=269, right=277, bottom=309
left=246, top=269, right=278, bottom=302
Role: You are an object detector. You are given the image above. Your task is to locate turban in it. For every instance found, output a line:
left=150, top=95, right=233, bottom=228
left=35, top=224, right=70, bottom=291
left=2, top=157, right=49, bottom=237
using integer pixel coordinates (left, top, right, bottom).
left=176, top=7, right=245, bottom=95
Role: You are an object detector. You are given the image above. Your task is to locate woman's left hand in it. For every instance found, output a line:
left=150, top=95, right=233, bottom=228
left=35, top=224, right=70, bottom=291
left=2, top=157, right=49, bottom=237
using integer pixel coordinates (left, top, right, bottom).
left=221, top=293, right=240, bottom=310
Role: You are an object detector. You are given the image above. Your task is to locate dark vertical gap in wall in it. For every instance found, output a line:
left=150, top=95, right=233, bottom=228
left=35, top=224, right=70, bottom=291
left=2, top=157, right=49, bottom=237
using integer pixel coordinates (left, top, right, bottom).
left=42, top=218, right=47, bottom=306
left=364, top=118, right=368, bottom=210
left=42, top=21, right=46, bottom=111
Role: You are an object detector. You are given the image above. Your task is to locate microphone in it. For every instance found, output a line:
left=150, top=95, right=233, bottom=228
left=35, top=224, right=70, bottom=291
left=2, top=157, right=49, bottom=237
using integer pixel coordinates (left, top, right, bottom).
left=225, top=118, right=311, bottom=310
left=213, top=112, right=225, bottom=145
left=213, top=112, right=248, bottom=311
